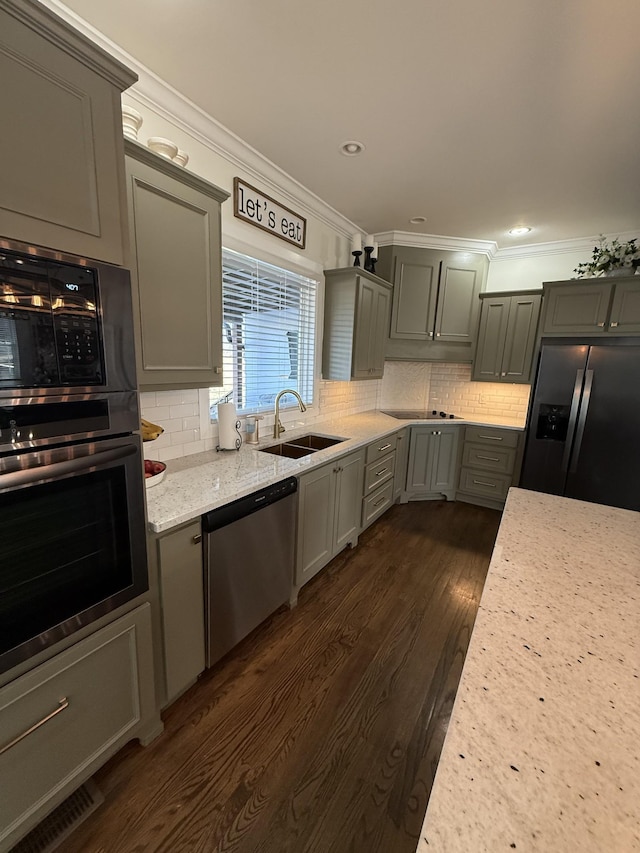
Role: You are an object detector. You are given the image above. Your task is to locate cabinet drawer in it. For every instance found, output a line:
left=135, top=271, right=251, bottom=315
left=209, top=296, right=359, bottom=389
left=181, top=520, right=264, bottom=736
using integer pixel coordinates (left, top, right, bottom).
left=458, top=467, right=512, bottom=501
left=365, top=434, right=397, bottom=464
left=364, top=452, right=395, bottom=493
left=362, top=480, right=394, bottom=527
left=462, top=443, right=516, bottom=475
left=464, top=426, right=520, bottom=449
left=0, top=608, right=148, bottom=845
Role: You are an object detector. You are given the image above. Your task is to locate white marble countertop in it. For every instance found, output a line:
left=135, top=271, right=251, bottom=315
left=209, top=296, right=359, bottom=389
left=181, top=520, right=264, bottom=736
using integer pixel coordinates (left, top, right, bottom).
left=144, top=410, right=524, bottom=533
left=418, top=488, right=640, bottom=853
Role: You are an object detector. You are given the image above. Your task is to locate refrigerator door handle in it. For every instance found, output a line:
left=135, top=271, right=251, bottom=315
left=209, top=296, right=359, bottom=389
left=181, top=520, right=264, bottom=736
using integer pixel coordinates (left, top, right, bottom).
left=561, top=369, right=585, bottom=473
left=569, top=369, right=594, bottom=474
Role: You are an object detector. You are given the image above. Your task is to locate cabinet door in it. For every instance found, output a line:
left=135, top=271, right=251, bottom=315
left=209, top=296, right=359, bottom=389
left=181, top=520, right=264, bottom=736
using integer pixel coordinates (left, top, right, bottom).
left=389, top=249, right=439, bottom=340
left=370, top=285, right=391, bottom=376
left=472, top=297, right=510, bottom=380
left=125, top=144, right=227, bottom=390
left=333, top=450, right=364, bottom=553
left=435, top=259, right=483, bottom=342
left=501, top=293, right=542, bottom=381
left=406, top=427, right=434, bottom=492
left=353, top=279, right=391, bottom=378
left=429, top=428, right=460, bottom=492
left=0, top=4, right=133, bottom=265
left=541, top=282, right=612, bottom=335
left=157, top=521, right=205, bottom=706
left=296, top=462, right=335, bottom=586
left=608, top=279, right=640, bottom=334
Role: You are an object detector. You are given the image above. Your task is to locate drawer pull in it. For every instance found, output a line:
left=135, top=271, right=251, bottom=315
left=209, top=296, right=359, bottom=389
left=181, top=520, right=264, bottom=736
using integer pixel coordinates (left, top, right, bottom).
left=0, top=697, right=69, bottom=756
left=192, top=533, right=202, bottom=545
left=610, top=322, right=619, bottom=328
left=476, top=454, right=500, bottom=462
left=377, top=443, right=392, bottom=452
left=374, top=496, right=387, bottom=507
left=473, top=479, right=496, bottom=488
left=375, top=467, right=389, bottom=477
left=477, top=434, right=503, bottom=441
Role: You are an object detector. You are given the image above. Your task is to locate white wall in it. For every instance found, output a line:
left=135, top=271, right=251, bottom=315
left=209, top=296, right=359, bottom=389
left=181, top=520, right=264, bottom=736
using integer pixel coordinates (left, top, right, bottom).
left=485, top=251, right=583, bottom=291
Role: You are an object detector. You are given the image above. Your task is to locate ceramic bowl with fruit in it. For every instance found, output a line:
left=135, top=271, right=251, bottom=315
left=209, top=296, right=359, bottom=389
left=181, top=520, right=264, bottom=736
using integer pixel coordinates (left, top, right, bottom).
left=144, top=459, right=166, bottom=487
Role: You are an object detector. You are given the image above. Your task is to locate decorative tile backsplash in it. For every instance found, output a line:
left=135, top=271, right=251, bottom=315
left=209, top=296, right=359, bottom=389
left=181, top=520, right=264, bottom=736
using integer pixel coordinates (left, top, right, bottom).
left=141, top=362, right=530, bottom=461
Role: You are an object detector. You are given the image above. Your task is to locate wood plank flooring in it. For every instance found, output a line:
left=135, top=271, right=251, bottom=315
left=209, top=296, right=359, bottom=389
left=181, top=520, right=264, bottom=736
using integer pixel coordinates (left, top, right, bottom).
left=62, top=500, right=500, bottom=853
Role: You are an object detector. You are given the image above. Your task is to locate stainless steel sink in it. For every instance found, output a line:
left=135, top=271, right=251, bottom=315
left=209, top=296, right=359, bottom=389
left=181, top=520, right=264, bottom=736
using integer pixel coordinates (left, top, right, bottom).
left=259, top=433, right=345, bottom=457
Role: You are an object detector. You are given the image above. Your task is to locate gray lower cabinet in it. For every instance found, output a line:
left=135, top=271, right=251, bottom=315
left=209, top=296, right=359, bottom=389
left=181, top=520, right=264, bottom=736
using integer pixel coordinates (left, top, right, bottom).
left=125, top=140, right=230, bottom=390
left=295, top=449, right=364, bottom=592
left=541, top=277, right=640, bottom=336
left=322, top=268, right=392, bottom=380
left=151, top=520, right=205, bottom=708
left=393, top=428, right=409, bottom=501
left=456, top=426, right=523, bottom=509
left=404, top=426, right=460, bottom=500
left=361, top=433, right=398, bottom=530
left=0, top=0, right=135, bottom=264
left=376, top=245, right=488, bottom=362
left=472, top=290, right=542, bottom=383
left=0, top=604, right=159, bottom=852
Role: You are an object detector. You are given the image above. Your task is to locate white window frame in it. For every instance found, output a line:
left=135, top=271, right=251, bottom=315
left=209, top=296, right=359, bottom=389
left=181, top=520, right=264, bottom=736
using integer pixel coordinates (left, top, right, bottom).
left=199, top=237, right=324, bottom=440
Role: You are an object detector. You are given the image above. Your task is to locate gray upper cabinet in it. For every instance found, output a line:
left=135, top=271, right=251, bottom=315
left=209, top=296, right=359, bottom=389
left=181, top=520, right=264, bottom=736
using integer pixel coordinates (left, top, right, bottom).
left=125, top=140, right=229, bottom=390
left=541, top=277, right=640, bottom=336
left=472, top=290, right=542, bottom=383
left=323, top=268, right=392, bottom=380
left=0, top=0, right=135, bottom=264
left=377, top=245, right=488, bottom=362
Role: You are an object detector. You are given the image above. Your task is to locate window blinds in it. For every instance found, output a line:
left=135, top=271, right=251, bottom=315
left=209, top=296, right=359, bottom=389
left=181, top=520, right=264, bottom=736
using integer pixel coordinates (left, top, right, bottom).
left=216, top=249, right=317, bottom=413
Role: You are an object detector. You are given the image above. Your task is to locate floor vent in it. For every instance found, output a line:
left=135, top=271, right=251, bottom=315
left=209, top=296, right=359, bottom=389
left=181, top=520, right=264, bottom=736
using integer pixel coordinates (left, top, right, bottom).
left=12, top=779, right=104, bottom=853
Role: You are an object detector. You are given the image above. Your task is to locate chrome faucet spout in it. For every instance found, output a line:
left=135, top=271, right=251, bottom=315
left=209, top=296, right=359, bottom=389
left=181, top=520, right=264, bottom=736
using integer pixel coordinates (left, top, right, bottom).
left=273, top=389, right=307, bottom=438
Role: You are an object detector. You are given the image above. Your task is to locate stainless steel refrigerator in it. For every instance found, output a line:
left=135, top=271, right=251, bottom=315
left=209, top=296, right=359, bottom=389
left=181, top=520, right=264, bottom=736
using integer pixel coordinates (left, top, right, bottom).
left=520, top=341, right=640, bottom=511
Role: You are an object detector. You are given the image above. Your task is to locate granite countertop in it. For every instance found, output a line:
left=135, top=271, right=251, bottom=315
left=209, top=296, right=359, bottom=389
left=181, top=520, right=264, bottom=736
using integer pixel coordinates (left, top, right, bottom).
left=418, top=488, right=640, bottom=852
left=144, top=410, right=524, bottom=533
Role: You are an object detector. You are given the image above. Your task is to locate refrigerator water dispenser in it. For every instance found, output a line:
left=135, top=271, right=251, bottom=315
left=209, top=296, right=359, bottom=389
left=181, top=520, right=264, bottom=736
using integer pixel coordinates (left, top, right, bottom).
left=536, top=404, right=570, bottom=441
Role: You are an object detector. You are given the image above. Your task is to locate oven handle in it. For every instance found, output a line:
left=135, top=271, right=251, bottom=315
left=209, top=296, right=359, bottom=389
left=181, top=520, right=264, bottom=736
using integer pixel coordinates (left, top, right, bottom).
left=0, top=444, right=137, bottom=489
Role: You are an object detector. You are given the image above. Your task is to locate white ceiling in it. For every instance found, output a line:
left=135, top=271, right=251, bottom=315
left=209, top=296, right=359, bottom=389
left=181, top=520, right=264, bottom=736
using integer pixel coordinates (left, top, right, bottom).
left=57, top=0, right=640, bottom=249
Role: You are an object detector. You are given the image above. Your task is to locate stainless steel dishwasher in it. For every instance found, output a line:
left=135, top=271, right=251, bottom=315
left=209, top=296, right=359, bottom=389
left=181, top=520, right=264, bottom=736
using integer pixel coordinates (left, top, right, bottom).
left=202, top=476, right=298, bottom=666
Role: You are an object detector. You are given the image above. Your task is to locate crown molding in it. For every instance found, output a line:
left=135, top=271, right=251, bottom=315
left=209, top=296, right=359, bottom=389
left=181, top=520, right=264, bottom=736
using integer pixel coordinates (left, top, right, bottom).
left=38, top=0, right=361, bottom=240
left=490, top=230, right=640, bottom=261
left=375, top=230, right=498, bottom=258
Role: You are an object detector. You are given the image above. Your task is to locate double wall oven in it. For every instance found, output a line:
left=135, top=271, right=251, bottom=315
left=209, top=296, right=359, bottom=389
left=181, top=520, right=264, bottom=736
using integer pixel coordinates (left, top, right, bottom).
left=0, top=238, right=147, bottom=677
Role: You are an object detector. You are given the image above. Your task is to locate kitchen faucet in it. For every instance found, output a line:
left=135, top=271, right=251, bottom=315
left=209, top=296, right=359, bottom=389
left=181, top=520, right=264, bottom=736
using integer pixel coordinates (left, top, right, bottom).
left=273, top=389, right=307, bottom=438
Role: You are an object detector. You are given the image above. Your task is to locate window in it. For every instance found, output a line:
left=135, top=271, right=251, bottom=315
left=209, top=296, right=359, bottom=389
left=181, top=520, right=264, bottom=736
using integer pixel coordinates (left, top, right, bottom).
left=210, top=249, right=317, bottom=417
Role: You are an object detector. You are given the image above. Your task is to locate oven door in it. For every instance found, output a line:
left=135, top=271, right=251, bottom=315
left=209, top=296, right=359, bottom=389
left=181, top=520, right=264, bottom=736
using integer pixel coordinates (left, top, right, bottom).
left=0, top=434, right=148, bottom=675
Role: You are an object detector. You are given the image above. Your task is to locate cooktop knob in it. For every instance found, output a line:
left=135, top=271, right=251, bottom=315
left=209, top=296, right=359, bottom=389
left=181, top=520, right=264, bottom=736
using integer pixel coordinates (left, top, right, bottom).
left=439, top=411, right=446, bottom=418
left=449, top=414, right=455, bottom=419
left=432, top=410, right=437, bottom=415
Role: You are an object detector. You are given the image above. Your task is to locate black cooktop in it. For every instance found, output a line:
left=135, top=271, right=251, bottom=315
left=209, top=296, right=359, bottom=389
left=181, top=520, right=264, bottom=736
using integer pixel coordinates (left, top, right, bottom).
left=381, top=410, right=460, bottom=420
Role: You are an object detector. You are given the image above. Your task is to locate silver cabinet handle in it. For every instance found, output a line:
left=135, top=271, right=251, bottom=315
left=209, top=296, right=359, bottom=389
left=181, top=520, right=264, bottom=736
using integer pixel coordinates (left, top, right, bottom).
left=373, top=496, right=387, bottom=507
left=436, top=332, right=441, bottom=337
left=597, top=322, right=605, bottom=327
left=477, top=454, right=500, bottom=462
left=377, top=443, right=392, bottom=452
left=192, top=534, right=202, bottom=545
left=477, top=434, right=503, bottom=441
left=610, top=321, right=619, bottom=327
left=473, top=479, right=496, bottom=488
left=375, top=467, right=389, bottom=477
left=214, top=366, right=223, bottom=374
left=0, top=697, right=69, bottom=755
left=428, top=331, right=433, bottom=338
left=501, top=372, right=506, bottom=377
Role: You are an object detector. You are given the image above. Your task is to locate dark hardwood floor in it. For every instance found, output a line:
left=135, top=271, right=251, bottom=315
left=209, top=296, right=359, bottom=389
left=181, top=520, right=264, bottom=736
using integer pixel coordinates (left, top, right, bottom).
left=62, top=500, right=500, bottom=853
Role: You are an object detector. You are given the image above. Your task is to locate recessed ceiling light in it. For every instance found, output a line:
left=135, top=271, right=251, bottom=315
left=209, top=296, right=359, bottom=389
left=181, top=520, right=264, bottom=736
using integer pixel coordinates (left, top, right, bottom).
left=340, top=140, right=365, bottom=156
left=508, top=226, right=532, bottom=236
left=410, top=216, right=427, bottom=224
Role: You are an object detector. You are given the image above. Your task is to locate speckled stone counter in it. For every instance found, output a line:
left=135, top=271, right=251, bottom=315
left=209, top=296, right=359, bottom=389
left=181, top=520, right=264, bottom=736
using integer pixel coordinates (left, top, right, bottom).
left=145, top=410, right=524, bottom=532
left=418, top=488, right=640, bottom=853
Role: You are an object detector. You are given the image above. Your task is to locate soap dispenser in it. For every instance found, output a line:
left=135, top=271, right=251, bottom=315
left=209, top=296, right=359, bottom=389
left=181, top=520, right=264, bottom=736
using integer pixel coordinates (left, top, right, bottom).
left=245, top=415, right=263, bottom=445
